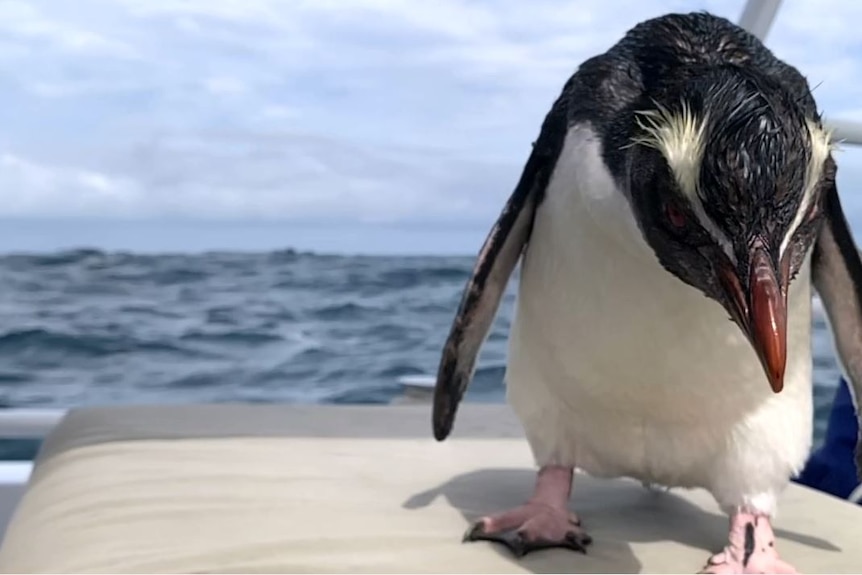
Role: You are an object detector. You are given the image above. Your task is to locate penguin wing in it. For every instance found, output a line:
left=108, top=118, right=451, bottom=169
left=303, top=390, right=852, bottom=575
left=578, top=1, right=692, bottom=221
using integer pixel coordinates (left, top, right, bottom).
left=811, top=168, right=862, bottom=478
left=431, top=94, right=569, bottom=441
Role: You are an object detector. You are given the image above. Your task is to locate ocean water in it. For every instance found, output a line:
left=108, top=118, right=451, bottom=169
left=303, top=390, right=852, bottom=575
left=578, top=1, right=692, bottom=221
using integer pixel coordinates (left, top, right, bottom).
left=0, top=249, right=844, bottom=458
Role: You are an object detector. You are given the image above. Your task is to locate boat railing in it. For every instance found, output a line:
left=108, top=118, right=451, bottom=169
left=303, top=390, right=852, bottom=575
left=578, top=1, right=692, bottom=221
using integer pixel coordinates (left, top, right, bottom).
left=0, top=409, right=66, bottom=440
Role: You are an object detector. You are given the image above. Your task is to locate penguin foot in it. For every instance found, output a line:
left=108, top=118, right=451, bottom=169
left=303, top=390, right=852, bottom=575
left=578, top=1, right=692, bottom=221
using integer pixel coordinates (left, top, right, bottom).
left=463, top=504, right=591, bottom=557
left=698, top=511, right=797, bottom=574
left=462, top=465, right=590, bottom=557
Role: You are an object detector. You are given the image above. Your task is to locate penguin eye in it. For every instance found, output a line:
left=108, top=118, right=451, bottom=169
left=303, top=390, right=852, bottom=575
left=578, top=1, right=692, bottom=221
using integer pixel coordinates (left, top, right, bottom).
left=665, top=203, right=687, bottom=229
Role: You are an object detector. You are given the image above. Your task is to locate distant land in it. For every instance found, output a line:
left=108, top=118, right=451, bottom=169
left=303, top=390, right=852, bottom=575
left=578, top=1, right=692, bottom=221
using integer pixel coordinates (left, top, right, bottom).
left=0, top=219, right=490, bottom=256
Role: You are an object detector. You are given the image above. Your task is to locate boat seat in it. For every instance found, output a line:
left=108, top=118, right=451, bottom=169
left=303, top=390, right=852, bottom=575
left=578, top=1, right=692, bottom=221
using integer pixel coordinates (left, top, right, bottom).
left=0, top=403, right=859, bottom=573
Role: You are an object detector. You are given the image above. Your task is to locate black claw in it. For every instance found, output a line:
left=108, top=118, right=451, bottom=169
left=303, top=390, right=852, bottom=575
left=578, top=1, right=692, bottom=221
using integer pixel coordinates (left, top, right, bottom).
left=462, top=521, right=485, bottom=543
left=565, top=537, right=590, bottom=553
left=463, top=521, right=526, bottom=556
left=463, top=521, right=591, bottom=557
left=566, top=530, right=592, bottom=549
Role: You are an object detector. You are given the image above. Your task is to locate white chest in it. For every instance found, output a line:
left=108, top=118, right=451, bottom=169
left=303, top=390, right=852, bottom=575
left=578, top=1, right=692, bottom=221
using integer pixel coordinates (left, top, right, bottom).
left=504, top=125, right=813, bottom=472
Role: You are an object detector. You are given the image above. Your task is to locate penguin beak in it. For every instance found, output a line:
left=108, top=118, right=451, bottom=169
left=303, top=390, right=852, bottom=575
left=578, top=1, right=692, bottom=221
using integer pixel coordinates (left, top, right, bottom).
left=747, top=244, right=787, bottom=393
left=719, top=241, right=787, bottom=393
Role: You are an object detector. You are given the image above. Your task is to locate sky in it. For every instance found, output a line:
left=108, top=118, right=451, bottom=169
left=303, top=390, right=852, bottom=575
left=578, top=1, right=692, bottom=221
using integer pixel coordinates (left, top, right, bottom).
left=2, top=0, right=862, bottom=254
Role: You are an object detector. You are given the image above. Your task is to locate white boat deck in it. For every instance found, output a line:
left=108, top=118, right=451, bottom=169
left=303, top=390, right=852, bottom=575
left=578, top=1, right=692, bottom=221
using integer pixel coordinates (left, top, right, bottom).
left=0, top=401, right=858, bottom=573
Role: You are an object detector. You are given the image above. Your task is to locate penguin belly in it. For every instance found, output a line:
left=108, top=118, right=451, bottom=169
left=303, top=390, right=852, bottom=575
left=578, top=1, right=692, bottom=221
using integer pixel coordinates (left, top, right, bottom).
left=505, top=125, right=814, bottom=513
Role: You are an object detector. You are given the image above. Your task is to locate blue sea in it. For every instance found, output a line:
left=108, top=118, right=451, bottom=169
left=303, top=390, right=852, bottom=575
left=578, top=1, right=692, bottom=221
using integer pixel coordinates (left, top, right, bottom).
left=0, top=249, right=844, bottom=458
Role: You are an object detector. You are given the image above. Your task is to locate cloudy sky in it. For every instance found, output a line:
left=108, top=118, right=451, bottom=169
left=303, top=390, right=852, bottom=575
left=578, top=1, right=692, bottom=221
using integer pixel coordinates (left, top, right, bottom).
left=2, top=0, right=862, bottom=254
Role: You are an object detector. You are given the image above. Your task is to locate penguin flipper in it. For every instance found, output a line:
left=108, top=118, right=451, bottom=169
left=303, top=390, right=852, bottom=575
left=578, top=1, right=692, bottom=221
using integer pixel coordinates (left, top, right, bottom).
left=810, top=169, right=862, bottom=478
left=431, top=183, right=535, bottom=441
left=432, top=96, right=569, bottom=442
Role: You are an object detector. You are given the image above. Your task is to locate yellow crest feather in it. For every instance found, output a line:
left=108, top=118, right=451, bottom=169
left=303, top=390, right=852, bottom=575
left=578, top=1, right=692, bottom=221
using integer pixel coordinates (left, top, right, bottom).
left=631, top=100, right=709, bottom=200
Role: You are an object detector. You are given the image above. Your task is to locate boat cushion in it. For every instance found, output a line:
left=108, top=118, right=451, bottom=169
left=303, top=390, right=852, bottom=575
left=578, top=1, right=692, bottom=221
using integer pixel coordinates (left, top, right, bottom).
left=0, top=404, right=859, bottom=573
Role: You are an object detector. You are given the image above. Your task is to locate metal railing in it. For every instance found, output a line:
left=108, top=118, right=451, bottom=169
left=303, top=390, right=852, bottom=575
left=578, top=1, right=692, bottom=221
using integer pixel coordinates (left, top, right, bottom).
left=0, top=409, right=65, bottom=440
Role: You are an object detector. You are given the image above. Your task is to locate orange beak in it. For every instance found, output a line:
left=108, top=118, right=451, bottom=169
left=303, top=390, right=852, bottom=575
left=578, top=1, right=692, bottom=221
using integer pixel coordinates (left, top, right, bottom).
left=748, top=246, right=787, bottom=393
left=719, top=242, right=787, bottom=393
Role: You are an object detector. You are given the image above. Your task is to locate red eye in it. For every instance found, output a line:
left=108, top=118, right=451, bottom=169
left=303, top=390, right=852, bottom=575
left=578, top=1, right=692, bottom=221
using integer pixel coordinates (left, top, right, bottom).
left=665, top=204, right=686, bottom=228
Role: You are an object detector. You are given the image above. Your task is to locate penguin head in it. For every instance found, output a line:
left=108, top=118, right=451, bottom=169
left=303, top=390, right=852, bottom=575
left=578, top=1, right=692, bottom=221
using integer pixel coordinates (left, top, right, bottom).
left=625, top=65, right=835, bottom=394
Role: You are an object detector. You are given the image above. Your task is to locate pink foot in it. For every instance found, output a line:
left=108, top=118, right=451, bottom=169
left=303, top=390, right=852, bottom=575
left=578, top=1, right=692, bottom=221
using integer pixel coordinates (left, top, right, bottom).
left=699, top=511, right=798, bottom=574
left=463, top=465, right=592, bottom=557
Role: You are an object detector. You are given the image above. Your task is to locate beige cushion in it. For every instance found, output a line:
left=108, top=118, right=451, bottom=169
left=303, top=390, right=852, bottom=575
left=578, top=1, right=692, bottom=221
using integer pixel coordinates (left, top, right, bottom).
left=0, top=405, right=860, bottom=573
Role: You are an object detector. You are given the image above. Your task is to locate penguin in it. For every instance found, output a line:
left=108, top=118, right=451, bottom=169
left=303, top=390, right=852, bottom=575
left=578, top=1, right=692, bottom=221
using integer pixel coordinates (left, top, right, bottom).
left=432, top=11, right=862, bottom=575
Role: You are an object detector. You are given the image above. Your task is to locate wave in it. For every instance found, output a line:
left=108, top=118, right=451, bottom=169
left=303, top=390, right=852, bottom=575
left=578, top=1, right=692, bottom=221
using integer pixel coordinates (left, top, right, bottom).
left=311, top=302, right=378, bottom=321
left=0, top=328, right=192, bottom=359
left=179, top=329, right=284, bottom=345
left=4, top=248, right=107, bottom=267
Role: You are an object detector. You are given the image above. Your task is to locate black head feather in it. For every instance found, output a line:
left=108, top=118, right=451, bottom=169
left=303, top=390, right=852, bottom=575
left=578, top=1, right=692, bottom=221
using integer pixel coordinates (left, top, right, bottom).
left=625, top=63, right=829, bottom=303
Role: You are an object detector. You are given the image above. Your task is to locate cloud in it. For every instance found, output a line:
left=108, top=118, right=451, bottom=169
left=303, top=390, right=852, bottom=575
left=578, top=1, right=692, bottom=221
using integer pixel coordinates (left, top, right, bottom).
left=0, top=153, right=142, bottom=216
left=1, top=0, right=862, bottom=232
left=0, top=131, right=516, bottom=224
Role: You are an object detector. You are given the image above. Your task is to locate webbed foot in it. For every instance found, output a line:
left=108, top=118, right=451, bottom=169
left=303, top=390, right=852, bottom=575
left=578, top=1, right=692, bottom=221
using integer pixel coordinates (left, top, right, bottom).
left=699, top=512, right=797, bottom=574
left=464, top=503, right=591, bottom=556
left=462, top=465, right=591, bottom=557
